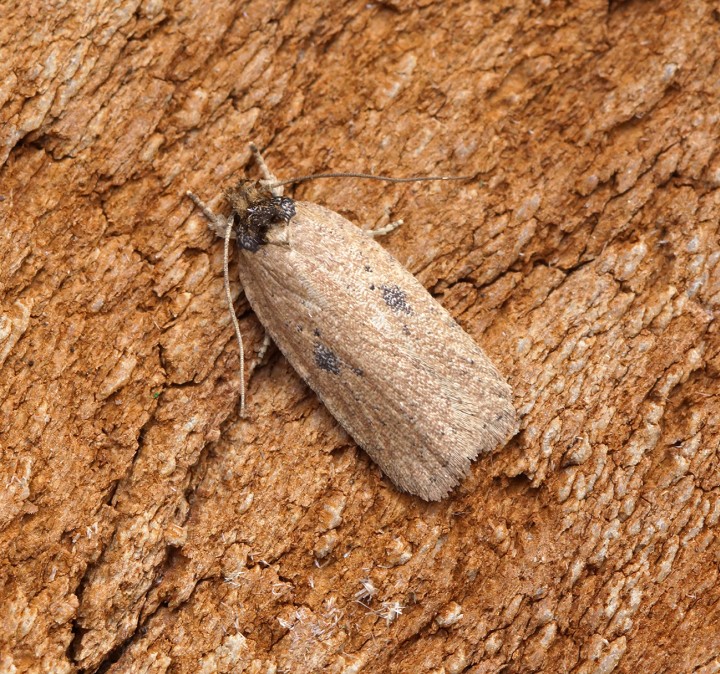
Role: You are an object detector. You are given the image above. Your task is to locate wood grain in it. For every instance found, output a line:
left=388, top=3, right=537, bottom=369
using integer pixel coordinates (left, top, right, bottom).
left=1, top=1, right=719, bottom=672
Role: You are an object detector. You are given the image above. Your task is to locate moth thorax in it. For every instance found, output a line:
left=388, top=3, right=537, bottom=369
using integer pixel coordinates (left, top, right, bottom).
left=225, top=180, right=296, bottom=251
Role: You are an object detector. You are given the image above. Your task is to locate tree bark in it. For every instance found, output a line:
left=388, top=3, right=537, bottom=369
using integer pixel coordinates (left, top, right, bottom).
left=2, top=1, right=719, bottom=672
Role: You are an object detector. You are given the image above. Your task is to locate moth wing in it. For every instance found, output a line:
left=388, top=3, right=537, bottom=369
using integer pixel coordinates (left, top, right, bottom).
left=237, top=201, right=517, bottom=501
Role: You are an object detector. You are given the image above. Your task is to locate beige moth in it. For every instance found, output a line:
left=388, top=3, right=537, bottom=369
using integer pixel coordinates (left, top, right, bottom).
left=187, top=144, right=517, bottom=501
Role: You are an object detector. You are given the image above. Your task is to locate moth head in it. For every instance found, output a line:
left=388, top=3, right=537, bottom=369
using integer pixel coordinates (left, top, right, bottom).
left=225, top=180, right=296, bottom=251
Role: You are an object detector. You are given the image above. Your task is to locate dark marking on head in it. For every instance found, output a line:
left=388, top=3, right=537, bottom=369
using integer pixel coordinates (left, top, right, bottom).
left=352, top=367, right=364, bottom=377
left=369, top=284, right=375, bottom=290
left=225, top=181, right=296, bottom=252
left=402, top=324, right=411, bottom=336
left=381, top=284, right=413, bottom=315
left=272, top=196, right=296, bottom=222
left=364, top=264, right=372, bottom=272
left=313, top=328, right=321, bottom=337
left=314, top=343, right=341, bottom=374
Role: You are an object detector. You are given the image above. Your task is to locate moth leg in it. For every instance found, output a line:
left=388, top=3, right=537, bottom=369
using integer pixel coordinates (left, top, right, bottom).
left=186, top=191, right=235, bottom=239
left=246, top=331, right=273, bottom=382
left=362, top=205, right=403, bottom=237
left=366, top=219, right=403, bottom=238
left=249, top=142, right=284, bottom=197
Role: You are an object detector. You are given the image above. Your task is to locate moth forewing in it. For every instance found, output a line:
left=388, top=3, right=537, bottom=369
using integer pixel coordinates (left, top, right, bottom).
left=235, top=201, right=517, bottom=501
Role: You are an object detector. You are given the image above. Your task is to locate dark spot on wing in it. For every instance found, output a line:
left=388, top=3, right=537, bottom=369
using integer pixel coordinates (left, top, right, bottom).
left=364, top=265, right=372, bottom=272
left=352, top=367, right=364, bottom=377
left=314, top=328, right=321, bottom=337
left=381, top=284, right=413, bottom=315
left=314, top=343, right=341, bottom=374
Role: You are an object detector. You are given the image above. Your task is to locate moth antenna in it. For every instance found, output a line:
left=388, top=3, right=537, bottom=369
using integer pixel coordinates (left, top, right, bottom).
left=269, top=172, right=472, bottom=188
left=223, top=215, right=246, bottom=417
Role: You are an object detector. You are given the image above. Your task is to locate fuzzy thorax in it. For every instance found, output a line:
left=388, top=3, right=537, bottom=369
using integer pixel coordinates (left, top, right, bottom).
left=225, top=180, right=296, bottom=252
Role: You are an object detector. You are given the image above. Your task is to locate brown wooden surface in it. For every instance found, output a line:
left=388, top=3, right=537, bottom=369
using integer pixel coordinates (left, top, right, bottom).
left=2, top=1, right=719, bottom=672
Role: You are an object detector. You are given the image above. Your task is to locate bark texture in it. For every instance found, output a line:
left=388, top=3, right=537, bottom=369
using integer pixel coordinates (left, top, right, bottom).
left=2, top=1, right=719, bottom=672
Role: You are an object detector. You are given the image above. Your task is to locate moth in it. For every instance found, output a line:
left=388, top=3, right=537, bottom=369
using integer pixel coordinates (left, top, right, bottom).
left=187, top=144, right=517, bottom=501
